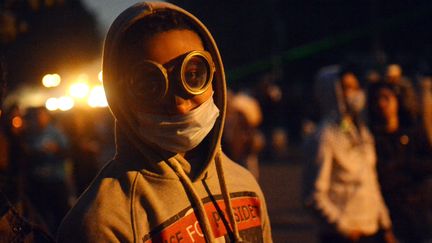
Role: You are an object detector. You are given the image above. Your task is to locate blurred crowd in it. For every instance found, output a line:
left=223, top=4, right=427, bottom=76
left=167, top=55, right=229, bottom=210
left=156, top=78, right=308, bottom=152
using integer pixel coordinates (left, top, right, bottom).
left=301, top=63, right=432, bottom=243
left=1, top=61, right=431, bottom=242
left=0, top=104, right=114, bottom=236
left=223, top=63, right=432, bottom=243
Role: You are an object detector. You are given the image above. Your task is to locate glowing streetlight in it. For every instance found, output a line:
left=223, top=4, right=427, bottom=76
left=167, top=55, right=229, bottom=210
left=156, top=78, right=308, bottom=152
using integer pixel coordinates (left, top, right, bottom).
left=45, top=97, right=59, bottom=111
left=69, top=82, right=90, bottom=99
left=88, top=85, right=108, bottom=108
left=98, top=71, right=103, bottom=83
left=42, top=73, right=61, bottom=88
left=58, top=96, right=74, bottom=111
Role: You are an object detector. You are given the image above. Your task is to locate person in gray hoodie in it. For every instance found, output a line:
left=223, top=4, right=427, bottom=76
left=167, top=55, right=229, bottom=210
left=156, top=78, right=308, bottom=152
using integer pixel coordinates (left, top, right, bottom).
left=57, top=2, right=272, bottom=242
left=303, top=65, right=396, bottom=243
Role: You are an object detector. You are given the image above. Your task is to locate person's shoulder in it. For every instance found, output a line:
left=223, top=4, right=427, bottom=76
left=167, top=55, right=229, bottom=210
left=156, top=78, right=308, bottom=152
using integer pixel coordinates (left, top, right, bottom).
left=218, top=153, right=268, bottom=215
left=314, top=120, right=338, bottom=141
left=219, top=152, right=261, bottom=189
left=220, top=153, right=254, bottom=176
left=57, top=159, right=136, bottom=242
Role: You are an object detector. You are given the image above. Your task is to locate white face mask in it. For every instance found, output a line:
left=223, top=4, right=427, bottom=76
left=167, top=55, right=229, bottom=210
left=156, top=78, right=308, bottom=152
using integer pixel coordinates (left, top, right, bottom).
left=136, top=95, right=220, bottom=153
left=346, top=90, right=366, bottom=114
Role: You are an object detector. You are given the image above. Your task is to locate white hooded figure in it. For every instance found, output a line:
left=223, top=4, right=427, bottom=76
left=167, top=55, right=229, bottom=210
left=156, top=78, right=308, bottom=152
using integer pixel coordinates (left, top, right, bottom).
left=57, top=2, right=272, bottom=243
left=303, top=65, right=396, bottom=243
left=223, top=91, right=264, bottom=180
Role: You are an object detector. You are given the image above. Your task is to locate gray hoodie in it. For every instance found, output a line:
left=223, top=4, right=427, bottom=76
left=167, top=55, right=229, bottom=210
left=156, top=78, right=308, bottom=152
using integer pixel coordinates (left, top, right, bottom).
left=57, top=2, right=271, bottom=243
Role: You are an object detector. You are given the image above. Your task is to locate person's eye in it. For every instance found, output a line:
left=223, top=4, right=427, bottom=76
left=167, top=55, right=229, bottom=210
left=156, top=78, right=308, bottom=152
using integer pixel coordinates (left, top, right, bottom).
left=187, top=69, right=198, bottom=78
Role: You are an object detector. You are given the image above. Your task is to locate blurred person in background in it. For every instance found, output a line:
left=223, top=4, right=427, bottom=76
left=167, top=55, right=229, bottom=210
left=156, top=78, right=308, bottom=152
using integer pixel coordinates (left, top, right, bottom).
left=303, top=65, right=396, bottom=243
left=365, top=69, right=381, bottom=85
left=62, top=109, right=102, bottom=196
left=223, top=91, right=265, bottom=180
left=418, top=73, right=432, bottom=148
left=254, top=77, right=285, bottom=161
left=0, top=58, right=54, bottom=242
left=23, top=106, right=71, bottom=235
left=0, top=58, right=10, bottom=203
left=368, top=81, right=432, bottom=243
left=1, top=104, right=25, bottom=203
left=385, top=64, right=419, bottom=124
left=57, top=2, right=272, bottom=242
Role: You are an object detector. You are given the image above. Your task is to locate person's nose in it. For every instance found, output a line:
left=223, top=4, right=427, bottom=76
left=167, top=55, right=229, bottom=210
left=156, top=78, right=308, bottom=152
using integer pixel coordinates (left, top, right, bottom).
left=166, top=95, right=194, bottom=115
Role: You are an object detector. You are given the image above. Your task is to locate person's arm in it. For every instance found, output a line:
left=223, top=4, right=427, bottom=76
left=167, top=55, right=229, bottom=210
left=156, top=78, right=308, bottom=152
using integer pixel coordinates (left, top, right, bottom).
left=312, top=132, right=341, bottom=225
left=310, top=129, right=362, bottom=238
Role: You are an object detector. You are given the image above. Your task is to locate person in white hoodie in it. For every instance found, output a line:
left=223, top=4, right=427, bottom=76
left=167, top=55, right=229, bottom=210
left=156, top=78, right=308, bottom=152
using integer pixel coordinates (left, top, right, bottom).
left=57, top=2, right=272, bottom=242
left=303, top=65, right=396, bottom=243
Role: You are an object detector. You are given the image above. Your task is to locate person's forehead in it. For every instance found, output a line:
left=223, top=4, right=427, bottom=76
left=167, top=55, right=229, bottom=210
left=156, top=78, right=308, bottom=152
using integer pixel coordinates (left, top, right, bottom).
left=141, top=29, right=204, bottom=63
left=341, top=73, right=359, bottom=88
left=387, top=65, right=401, bottom=76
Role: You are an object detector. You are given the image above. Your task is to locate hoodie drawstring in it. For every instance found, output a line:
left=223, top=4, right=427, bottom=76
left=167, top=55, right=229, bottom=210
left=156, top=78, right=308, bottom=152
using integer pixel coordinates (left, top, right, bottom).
left=166, top=156, right=216, bottom=242
left=166, top=150, right=242, bottom=242
left=215, top=150, right=243, bottom=242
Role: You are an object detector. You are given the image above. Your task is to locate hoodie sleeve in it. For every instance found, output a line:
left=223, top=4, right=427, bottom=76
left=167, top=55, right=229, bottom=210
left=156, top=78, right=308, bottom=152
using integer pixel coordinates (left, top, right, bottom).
left=259, top=192, right=273, bottom=243
left=311, top=128, right=342, bottom=224
left=57, top=168, right=136, bottom=243
left=377, top=194, right=392, bottom=230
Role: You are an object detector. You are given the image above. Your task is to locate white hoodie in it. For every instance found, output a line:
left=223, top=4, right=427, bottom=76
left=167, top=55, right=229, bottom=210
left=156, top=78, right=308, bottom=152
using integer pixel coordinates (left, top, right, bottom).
left=304, top=65, right=391, bottom=237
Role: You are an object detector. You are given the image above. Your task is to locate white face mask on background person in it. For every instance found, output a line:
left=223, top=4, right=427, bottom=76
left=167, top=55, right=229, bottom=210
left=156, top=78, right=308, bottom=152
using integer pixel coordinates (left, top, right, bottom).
left=136, top=95, right=220, bottom=153
left=346, top=90, right=366, bottom=114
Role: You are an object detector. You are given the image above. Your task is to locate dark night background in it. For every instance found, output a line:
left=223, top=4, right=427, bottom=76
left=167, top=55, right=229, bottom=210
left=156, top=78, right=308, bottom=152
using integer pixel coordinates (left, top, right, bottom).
left=171, top=0, right=432, bottom=140
left=172, top=0, right=432, bottom=81
left=1, top=1, right=432, bottom=242
left=2, top=0, right=432, bottom=139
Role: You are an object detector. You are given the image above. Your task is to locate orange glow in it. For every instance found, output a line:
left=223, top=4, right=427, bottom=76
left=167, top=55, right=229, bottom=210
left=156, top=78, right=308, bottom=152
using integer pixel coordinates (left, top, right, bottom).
left=12, top=116, right=23, bottom=128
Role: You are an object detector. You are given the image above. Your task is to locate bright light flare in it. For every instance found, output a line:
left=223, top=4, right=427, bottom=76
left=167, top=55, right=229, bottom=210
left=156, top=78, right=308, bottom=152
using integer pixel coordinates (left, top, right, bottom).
left=77, top=73, right=89, bottom=83
left=98, top=71, right=103, bottom=83
left=45, top=97, right=59, bottom=111
left=42, top=74, right=61, bottom=88
left=69, top=82, right=90, bottom=99
left=88, top=85, right=108, bottom=108
left=58, top=96, right=74, bottom=111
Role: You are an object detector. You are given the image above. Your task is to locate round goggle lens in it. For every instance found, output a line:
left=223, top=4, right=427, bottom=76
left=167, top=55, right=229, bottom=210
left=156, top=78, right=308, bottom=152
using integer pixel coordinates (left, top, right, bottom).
left=183, top=55, right=210, bottom=92
left=130, top=62, right=167, bottom=101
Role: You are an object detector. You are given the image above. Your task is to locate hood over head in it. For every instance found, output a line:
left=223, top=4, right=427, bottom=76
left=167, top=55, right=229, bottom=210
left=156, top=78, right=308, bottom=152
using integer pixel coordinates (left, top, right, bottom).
left=314, top=65, right=348, bottom=120
left=102, top=4, right=248, bottom=241
left=102, top=1, right=226, bottom=177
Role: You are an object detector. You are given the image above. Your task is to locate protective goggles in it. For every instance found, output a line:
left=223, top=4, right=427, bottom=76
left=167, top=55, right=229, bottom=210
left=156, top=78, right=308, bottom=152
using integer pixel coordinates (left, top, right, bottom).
left=127, top=50, right=215, bottom=102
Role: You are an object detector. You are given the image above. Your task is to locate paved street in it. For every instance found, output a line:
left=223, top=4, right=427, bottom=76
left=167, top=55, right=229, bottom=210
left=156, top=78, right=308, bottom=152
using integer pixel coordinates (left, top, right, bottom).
left=259, top=161, right=319, bottom=243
